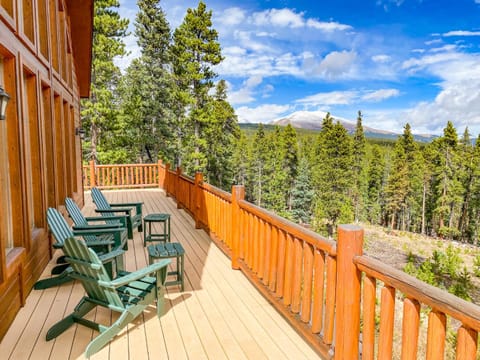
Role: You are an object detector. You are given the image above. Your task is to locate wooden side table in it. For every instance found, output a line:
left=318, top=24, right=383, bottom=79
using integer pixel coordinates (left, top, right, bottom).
left=148, top=242, right=185, bottom=291
left=143, top=213, right=171, bottom=246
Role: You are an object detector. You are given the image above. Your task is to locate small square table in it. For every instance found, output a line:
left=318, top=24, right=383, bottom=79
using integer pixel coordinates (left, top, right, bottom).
left=148, top=242, right=185, bottom=291
left=143, top=213, right=171, bottom=246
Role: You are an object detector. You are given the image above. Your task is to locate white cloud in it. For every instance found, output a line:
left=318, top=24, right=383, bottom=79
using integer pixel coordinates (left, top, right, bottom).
left=252, top=8, right=305, bottom=28
left=312, top=50, right=357, bottom=79
left=372, top=54, right=391, bottom=63
left=228, top=76, right=264, bottom=105
left=361, top=89, right=400, bottom=102
left=425, top=38, right=443, bottom=46
left=443, top=30, right=480, bottom=37
left=235, top=104, right=291, bottom=123
left=306, top=19, right=352, bottom=32
left=296, top=91, right=359, bottom=106
left=218, top=7, right=246, bottom=26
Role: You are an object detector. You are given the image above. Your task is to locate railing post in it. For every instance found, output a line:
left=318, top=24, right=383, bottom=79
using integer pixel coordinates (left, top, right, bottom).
left=89, top=159, right=96, bottom=188
left=334, top=224, right=363, bottom=359
left=165, top=163, right=170, bottom=196
left=194, top=172, right=203, bottom=229
left=157, top=159, right=163, bottom=189
left=176, top=167, right=182, bottom=208
left=231, top=185, right=245, bottom=270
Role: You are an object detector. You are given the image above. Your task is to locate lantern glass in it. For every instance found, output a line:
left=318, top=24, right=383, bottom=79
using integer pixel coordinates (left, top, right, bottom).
left=0, top=87, right=10, bottom=120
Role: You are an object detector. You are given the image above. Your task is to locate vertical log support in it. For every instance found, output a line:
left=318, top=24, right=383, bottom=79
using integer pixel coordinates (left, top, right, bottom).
left=194, top=172, right=204, bottom=229
left=157, top=160, right=163, bottom=189
left=231, top=185, right=245, bottom=270
left=89, top=159, right=96, bottom=188
left=165, top=163, right=170, bottom=197
left=176, top=167, right=182, bottom=207
left=334, top=224, right=364, bottom=359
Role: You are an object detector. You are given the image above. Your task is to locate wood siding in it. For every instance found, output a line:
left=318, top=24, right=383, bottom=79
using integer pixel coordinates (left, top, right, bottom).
left=0, top=0, right=92, bottom=340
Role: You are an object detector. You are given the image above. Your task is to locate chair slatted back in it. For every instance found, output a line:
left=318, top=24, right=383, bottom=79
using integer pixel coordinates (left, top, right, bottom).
left=65, top=197, right=89, bottom=227
left=63, top=237, right=125, bottom=309
left=91, top=187, right=119, bottom=225
left=47, top=208, right=75, bottom=247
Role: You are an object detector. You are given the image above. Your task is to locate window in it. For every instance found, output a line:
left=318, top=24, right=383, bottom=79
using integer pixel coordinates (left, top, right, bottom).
left=22, top=0, right=35, bottom=43
left=38, top=0, right=49, bottom=60
left=22, top=68, right=44, bottom=230
left=0, top=57, right=14, bottom=255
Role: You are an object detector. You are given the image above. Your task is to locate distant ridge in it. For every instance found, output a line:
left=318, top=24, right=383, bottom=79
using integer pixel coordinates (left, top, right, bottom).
left=268, top=110, right=436, bottom=142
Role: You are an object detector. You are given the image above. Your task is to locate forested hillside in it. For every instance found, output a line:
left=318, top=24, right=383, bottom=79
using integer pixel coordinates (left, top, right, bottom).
left=80, top=0, right=480, bottom=245
left=233, top=113, right=480, bottom=243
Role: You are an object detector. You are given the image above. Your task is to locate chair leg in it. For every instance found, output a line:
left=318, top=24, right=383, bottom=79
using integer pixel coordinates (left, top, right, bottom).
left=85, top=309, right=139, bottom=357
left=46, top=298, right=95, bottom=340
left=34, top=268, right=73, bottom=290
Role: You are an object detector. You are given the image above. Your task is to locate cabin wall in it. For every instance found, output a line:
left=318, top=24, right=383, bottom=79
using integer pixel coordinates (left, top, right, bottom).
left=0, top=0, right=88, bottom=339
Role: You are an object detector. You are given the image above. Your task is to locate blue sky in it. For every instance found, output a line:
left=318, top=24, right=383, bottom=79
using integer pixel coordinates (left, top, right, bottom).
left=118, top=0, right=480, bottom=135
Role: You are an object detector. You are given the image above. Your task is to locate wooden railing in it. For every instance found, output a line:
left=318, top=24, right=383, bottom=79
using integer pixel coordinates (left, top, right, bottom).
left=83, top=162, right=480, bottom=359
left=82, top=160, right=163, bottom=190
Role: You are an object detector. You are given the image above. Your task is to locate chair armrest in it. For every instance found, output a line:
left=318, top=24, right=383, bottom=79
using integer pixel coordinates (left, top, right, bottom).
left=72, top=227, right=126, bottom=237
left=95, top=208, right=132, bottom=215
left=98, top=249, right=125, bottom=263
left=110, top=202, right=143, bottom=215
left=85, top=215, right=128, bottom=226
left=102, top=259, right=171, bottom=288
left=73, top=224, right=123, bottom=230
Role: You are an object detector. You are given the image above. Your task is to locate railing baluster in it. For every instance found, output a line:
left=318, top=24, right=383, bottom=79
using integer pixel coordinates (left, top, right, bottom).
left=283, top=233, right=294, bottom=307
left=401, top=298, right=420, bottom=360
left=301, top=241, right=314, bottom=323
left=362, top=275, right=377, bottom=360
left=275, top=229, right=286, bottom=298
left=324, top=254, right=336, bottom=345
left=291, top=237, right=303, bottom=314
left=311, top=248, right=325, bottom=333
left=268, top=226, right=278, bottom=292
left=426, top=310, right=446, bottom=360
left=378, top=285, right=395, bottom=359
left=262, top=222, right=271, bottom=285
left=456, top=325, right=478, bottom=360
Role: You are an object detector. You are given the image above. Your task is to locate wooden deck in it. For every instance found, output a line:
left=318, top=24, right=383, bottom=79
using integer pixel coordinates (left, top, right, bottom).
left=0, top=189, right=320, bottom=360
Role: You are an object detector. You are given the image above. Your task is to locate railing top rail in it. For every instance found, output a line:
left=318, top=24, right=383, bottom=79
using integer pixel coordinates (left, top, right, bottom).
left=200, top=182, right=232, bottom=203
left=356, top=255, right=480, bottom=331
left=83, top=163, right=158, bottom=168
left=179, top=173, right=195, bottom=183
left=239, top=199, right=336, bottom=255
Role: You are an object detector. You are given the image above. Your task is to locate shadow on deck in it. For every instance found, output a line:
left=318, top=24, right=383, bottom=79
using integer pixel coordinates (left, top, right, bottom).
left=0, top=189, right=319, bottom=359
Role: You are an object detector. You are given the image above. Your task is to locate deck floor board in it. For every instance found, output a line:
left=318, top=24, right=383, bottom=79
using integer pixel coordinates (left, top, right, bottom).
left=1, top=189, right=320, bottom=359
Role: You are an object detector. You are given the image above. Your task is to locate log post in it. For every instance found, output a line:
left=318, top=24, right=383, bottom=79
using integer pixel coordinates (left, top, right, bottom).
left=334, top=224, right=363, bottom=359
left=231, top=185, right=245, bottom=270
left=176, top=167, right=182, bottom=208
left=194, top=172, right=203, bottom=229
left=165, top=163, right=170, bottom=196
left=89, top=159, right=96, bottom=188
left=157, top=159, right=163, bottom=189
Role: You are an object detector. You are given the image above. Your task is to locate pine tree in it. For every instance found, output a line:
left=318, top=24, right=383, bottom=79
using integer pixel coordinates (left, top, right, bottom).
left=312, top=117, right=354, bottom=236
left=249, top=124, right=268, bottom=206
left=171, top=1, right=223, bottom=173
left=281, top=124, right=299, bottom=211
left=204, top=80, right=240, bottom=189
left=81, top=0, right=128, bottom=163
left=366, top=145, right=385, bottom=224
left=352, top=111, right=368, bottom=222
left=128, top=0, right=174, bottom=162
left=291, top=157, right=314, bottom=224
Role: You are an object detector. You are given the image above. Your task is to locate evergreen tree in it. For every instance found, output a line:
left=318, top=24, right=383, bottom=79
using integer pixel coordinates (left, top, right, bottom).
left=204, top=80, right=240, bottom=189
left=312, top=116, right=354, bottom=236
left=126, top=0, right=174, bottom=162
left=291, top=157, right=314, bottom=224
left=281, top=124, right=299, bottom=211
left=81, top=0, right=128, bottom=163
left=352, top=111, right=368, bottom=222
left=249, top=124, right=268, bottom=206
left=366, top=145, right=385, bottom=224
left=171, top=1, right=223, bottom=173
left=232, top=131, right=250, bottom=187
left=458, top=127, right=475, bottom=241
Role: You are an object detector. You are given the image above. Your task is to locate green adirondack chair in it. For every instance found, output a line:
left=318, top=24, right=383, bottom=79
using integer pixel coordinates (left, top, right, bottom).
left=91, top=187, right=143, bottom=239
left=46, top=237, right=170, bottom=358
left=65, top=197, right=129, bottom=250
left=33, top=208, right=126, bottom=290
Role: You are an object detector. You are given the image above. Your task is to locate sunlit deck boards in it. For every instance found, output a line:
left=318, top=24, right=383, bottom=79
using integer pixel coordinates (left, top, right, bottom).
left=1, top=189, right=320, bottom=360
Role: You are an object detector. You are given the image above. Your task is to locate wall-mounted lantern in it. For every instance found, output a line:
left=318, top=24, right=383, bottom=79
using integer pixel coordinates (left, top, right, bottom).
left=0, top=86, right=10, bottom=120
left=75, top=127, right=86, bottom=140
